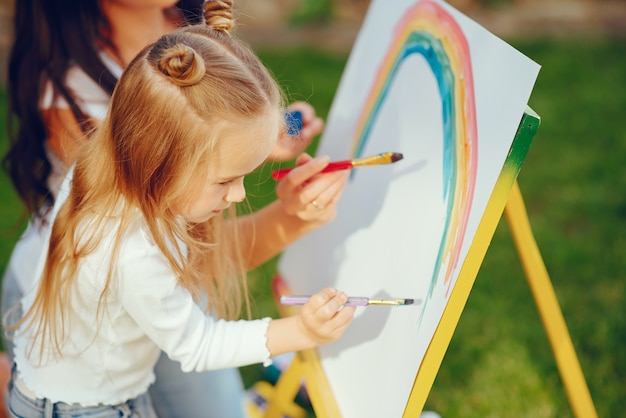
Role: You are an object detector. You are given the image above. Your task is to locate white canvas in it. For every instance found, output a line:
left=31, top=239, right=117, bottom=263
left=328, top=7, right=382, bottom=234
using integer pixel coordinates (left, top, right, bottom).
left=278, top=0, right=541, bottom=416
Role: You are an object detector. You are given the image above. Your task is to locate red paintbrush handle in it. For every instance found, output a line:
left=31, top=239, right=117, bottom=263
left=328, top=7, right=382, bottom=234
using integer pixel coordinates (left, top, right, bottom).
left=271, top=160, right=353, bottom=181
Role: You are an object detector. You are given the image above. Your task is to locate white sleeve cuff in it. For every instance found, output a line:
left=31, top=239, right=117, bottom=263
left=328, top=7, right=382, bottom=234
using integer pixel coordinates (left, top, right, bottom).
left=260, top=317, right=273, bottom=367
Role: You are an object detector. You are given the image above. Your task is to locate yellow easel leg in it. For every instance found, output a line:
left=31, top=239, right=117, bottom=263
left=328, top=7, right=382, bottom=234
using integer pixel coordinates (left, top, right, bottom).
left=264, top=357, right=306, bottom=418
left=262, top=348, right=342, bottom=418
left=504, top=181, right=598, bottom=418
left=293, top=349, right=342, bottom=418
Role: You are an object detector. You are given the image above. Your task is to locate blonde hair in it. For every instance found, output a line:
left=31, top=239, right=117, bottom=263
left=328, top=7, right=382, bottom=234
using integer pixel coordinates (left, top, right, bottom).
left=16, top=0, right=283, bottom=357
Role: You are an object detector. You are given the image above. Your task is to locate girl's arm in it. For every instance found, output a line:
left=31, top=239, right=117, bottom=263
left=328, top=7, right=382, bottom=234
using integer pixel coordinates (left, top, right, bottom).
left=120, top=243, right=355, bottom=371
left=237, top=153, right=349, bottom=269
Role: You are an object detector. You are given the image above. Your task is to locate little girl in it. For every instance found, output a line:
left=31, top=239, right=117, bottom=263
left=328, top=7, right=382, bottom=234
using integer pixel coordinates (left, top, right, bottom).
left=6, top=1, right=355, bottom=416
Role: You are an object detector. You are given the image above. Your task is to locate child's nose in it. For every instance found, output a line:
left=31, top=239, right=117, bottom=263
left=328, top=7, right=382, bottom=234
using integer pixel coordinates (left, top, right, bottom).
left=226, top=182, right=246, bottom=203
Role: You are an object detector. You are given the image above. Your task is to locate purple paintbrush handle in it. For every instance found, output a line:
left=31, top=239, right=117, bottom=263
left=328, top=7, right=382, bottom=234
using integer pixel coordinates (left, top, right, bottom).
left=280, top=295, right=369, bottom=306
left=279, top=295, right=309, bottom=305
left=345, top=297, right=369, bottom=306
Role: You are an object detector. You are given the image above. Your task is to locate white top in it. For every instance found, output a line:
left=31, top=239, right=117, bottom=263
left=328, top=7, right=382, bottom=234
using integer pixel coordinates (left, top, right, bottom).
left=14, top=171, right=272, bottom=406
left=9, top=51, right=123, bottom=298
left=40, top=50, right=122, bottom=119
left=41, top=51, right=123, bottom=196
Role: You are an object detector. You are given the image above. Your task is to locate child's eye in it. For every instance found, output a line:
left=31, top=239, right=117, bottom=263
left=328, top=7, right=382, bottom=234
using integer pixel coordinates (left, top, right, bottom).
left=218, top=175, right=244, bottom=186
left=217, top=175, right=245, bottom=186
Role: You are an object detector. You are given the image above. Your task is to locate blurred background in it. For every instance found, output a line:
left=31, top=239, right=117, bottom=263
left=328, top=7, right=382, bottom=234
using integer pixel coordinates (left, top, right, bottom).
left=1, top=0, right=625, bottom=417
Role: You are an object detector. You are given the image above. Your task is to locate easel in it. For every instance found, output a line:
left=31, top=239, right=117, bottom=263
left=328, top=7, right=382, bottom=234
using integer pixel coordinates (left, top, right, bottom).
left=250, top=107, right=598, bottom=418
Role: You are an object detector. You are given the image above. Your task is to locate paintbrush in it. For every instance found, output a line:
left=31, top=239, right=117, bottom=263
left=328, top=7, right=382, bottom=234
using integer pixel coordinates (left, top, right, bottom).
left=271, top=152, right=404, bottom=181
left=280, top=295, right=420, bottom=307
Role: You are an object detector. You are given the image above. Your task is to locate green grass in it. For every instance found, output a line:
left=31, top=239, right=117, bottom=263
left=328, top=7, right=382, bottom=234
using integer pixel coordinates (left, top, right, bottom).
left=2, top=37, right=625, bottom=416
left=0, top=90, right=27, bottom=283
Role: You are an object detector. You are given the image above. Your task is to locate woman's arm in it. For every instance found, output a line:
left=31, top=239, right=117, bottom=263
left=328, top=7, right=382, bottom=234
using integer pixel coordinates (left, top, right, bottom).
left=43, top=107, right=90, bottom=168
left=237, top=153, right=349, bottom=269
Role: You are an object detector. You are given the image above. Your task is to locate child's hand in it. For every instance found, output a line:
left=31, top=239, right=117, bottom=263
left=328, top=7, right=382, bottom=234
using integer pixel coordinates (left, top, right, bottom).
left=266, top=288, right=356, bottom=356
left=296, top=288, right=356, bottom=346
left=275, top=153, right=348, bottom=223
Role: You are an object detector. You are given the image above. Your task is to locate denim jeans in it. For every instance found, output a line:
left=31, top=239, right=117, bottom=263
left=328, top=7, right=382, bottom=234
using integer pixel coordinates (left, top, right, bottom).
left=7, top=377, right=157, bottom=418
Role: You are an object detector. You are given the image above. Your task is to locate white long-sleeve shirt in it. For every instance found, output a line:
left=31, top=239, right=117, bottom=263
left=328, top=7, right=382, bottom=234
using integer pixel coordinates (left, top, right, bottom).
left=13, top=171, right=271, bottom=406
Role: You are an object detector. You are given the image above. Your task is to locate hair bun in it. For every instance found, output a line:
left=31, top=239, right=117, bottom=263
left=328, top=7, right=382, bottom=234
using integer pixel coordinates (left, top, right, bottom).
left=157, top=44, right=206, bottom=87
left=203, top=0, right=234, bottom=33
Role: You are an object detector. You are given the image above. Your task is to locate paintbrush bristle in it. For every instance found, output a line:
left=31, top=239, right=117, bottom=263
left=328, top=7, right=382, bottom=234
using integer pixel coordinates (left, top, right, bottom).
left=390, top=152, right=404, bottom=163
left=352, top=152, right=405, bottom=167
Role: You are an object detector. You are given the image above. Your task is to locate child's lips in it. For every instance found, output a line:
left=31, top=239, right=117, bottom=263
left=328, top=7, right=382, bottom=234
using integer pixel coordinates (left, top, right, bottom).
left=213, top=205, right=229, bottom=214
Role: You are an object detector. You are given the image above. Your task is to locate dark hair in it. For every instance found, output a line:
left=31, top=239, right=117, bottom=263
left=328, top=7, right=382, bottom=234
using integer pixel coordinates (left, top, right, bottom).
left=2, top=0, right=204, bottom=216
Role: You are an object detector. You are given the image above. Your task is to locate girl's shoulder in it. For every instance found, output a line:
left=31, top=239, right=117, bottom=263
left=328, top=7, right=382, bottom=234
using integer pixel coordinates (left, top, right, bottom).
left=112, top=214, right=181, bottom=295
left=115, top=212, right=180, bottom=268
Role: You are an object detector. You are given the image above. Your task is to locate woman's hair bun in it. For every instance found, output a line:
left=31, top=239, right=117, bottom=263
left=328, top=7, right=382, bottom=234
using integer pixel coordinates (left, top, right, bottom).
left=157, top=44, right=206, bottom=87
left=203, top=0, right=234, bottom=33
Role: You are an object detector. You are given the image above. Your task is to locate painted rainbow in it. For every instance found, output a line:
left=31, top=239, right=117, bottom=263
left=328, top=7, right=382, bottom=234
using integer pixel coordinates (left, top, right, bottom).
left=352, top=0, right=478, bottom=301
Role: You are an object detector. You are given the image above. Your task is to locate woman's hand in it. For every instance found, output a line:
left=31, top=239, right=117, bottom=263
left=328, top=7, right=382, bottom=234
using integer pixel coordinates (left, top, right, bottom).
left=275, top=153, right=349, bottom=224
left=268, top=101, right=324, bottom=161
